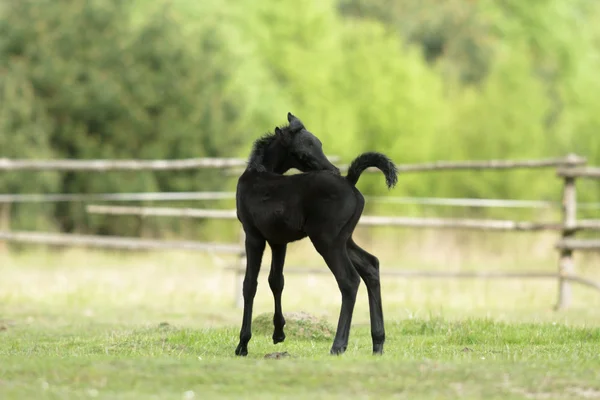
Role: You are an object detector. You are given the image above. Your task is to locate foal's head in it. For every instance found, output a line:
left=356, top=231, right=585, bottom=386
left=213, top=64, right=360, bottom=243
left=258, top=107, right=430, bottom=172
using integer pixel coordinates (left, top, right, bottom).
left=248, top=112, right=339, bottom=174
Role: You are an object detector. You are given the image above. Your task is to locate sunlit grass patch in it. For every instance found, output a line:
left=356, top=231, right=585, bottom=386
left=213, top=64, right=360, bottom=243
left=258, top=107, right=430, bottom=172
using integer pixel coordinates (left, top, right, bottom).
left=1, top=316, right=599, bottom=399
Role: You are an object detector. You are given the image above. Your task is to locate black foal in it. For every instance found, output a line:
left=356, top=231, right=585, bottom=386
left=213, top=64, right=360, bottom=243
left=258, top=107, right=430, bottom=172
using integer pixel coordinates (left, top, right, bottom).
left=235, top=112, right=397, bottom=356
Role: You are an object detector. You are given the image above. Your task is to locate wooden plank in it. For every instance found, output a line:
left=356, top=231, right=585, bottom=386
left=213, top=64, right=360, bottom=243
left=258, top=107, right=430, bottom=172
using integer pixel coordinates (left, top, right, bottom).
left=0, top=192, right=236, bottom=203
left=225, top=266, right=556, bottom=278
left=85, top=205, right=600, bottom=232
left=577, top=219, right=600, bottom=230
left=226, top=155, right=587, bottom=175
left=0, top=231, right=243, bottom=254
left=86, top=205, right=237, bottom=219
left=342, top=155, right=587, bottom=174
left=358, top=216, right=565, bottom=231
left=5, top=191, right=600, bottom=212
left=557, top=167, right=600, bottom=179
left=224, top=266, right=600, bottom=292
left=556, top=239, right=600, bottom=252
left=0, top=156, right=339, bottom=172
left=364, top=197, right=561, bottom=209
left=4, top=192, right=600, bottom=210
left=0, top=157, right=249, bottom=171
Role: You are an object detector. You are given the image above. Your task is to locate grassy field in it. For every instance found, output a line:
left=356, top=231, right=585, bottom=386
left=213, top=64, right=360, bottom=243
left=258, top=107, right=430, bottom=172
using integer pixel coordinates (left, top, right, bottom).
left=1, top=239, right=600, bottom=399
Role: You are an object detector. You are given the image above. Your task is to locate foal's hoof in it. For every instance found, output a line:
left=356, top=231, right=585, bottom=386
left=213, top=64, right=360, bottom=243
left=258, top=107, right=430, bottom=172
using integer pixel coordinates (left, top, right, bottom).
left=272, top=332, right=286, bottom=345
left=235, top=344, right=248, bottom=357
left=329, top=346, right=347, bottom=355
left=373, top=344, right=384, bottom=355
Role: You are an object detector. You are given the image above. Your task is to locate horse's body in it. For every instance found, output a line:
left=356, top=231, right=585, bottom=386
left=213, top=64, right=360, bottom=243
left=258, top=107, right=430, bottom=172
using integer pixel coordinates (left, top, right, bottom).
left=235, top=112, right=397, bottom=356
left=237, top=170, right=359, bottom=245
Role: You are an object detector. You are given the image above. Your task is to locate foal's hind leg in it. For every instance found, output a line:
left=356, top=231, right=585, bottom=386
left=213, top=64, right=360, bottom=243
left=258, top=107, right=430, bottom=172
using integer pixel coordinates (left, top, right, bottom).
left=268, top=243, right=287, bottom=344
left=347, top=238, right=385, bottom=355
left=311, top=237, right=361, bottom=355
left=235, top=231, right=266, bottom=356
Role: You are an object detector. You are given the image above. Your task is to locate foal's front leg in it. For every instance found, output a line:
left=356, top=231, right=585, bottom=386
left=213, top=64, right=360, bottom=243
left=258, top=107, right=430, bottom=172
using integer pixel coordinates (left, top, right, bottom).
left=268, top=243, right=287, bottom=344
left=235, top=232, right=266, bottom=356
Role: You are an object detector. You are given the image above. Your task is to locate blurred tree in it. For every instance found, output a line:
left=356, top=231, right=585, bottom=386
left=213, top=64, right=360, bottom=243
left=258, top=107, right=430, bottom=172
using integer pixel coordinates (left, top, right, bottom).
left=0, top=62, right=60, bottom=231
left=338, top=0, right=497, bottom=85
left=2, top=0, right=600, bottom=237
left=437, top=43, right=551, bottom=204
left=231, top=0, right=449, bottom=199
left=484, top=0, right=600, bottom=204
left=334, top=18, right=449, bottom=197
left=0, top=0, right=286, bottom=235
left=338, top=0, right=600, bottom=204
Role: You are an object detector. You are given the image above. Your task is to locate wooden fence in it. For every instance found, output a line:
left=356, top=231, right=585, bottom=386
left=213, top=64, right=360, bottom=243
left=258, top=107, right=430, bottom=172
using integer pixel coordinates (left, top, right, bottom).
left=0, top=157, right=249, bottom=170
left=1, top=154, right=600, bottom=309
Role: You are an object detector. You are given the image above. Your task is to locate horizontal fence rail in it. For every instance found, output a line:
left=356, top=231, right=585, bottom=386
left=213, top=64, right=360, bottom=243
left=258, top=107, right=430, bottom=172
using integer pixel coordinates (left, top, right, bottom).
left=366, top=197, right=560, bottom=209
left=556, top=239, right=600, bottom=252
left=0, top=155, right=584, bottom=173
left=0, top=231, right=243, bottom=254
left=4, top=191, right=600, bottom=209
left=225, top=155, right=588, bottom=175
left=84, top=205, right=600, bottom=232
left=222, top=266, right=600, bottom=291
left=557, top=167, right=600, bottom=179
left=0, top=157, right=247, bottom=171
left=87, top=205, right=237, bottom=219
left=339, top=155, right=587, bottom=174
left=0, top=192, right=237, bottom=203
left=358, top=216, right=600, bottom=231
left=0, top=156, right=338, bottom=171
left=1, top=153, right=599, bottom=310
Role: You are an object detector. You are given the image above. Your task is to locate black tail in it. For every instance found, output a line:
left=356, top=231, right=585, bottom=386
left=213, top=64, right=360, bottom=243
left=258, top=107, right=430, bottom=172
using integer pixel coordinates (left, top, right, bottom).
left=345, top=152, right=398, bottom=189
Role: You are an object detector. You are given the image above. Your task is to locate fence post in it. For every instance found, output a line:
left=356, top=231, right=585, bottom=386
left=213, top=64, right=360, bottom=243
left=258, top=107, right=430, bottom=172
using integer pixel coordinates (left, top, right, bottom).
left=555, top=154, right=579, bottom=310
left=235, top=227, right=246, bottom=309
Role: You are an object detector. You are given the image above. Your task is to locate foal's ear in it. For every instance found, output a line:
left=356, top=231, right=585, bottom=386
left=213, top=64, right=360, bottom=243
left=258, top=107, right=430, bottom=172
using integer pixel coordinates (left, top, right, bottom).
left=287, top=112, right=304, bottom=131
left=275, top=126, right=292, bottom=144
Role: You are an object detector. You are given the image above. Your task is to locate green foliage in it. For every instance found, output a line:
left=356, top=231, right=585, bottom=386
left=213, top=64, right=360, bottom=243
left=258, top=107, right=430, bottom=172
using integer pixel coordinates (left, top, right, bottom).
left=336, top=19, right=448, bottom=197
left=231, top=0, right=449, bottom=197
left=339, top=0, right=497, bottom=85
left=437, top=43, right=551, bottom=201
left=1, top=319, right=599, bottom=399
left=0, top=64, right=56, bottom=187
left=338, top=0, right=600, bottom=208
left=0, top=0, right=285, bottom=235
left=1, top=0, right=600, bottom=237
left=0, top=62, right=60, bottom=230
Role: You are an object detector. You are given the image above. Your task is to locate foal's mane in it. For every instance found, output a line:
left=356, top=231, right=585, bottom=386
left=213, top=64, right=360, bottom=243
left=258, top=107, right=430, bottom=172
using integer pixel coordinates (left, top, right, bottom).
left=247, top=124, right=291, bottom=172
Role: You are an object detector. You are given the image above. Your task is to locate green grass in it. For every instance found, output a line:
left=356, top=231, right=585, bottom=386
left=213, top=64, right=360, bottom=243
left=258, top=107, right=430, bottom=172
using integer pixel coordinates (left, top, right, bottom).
left=1, top=246, right=600, bottom=399
left=1, top=319, right=599, bottom=399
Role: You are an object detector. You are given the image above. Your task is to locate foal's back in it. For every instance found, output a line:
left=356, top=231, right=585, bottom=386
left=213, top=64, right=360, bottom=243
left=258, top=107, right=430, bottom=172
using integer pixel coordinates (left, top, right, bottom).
left=236, top=170, right=361, bottom=245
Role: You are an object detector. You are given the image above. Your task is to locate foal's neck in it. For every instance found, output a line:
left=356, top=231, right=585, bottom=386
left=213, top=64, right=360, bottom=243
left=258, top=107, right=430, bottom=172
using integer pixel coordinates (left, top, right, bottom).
left=263, top=141, right=289, bottom=173
left=248, top=135, right=288, bottom=174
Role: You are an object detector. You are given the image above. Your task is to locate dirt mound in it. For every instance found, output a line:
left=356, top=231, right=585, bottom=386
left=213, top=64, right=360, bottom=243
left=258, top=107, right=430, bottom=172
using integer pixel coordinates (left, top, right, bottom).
left=252, top=311, right=334, bottom=341
left=0, top=320, right=15, bottom=332
left=264, top=351, right=292, bottom=359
